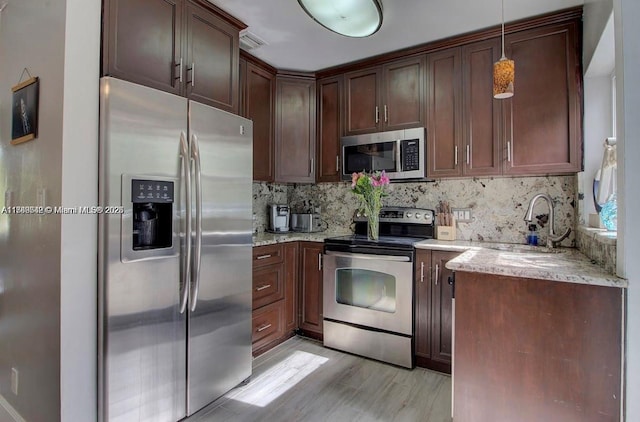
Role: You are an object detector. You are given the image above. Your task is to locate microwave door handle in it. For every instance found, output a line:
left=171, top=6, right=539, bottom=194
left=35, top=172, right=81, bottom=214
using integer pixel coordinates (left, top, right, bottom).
left=396, top=139, right=402, bottom=172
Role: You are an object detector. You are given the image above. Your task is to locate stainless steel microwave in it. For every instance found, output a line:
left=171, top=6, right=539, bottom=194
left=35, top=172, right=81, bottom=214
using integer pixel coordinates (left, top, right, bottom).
left=341, top=127, right=426, bottom=181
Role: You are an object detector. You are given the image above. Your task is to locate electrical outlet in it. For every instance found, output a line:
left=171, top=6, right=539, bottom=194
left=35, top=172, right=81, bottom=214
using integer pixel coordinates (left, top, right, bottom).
left=11, top=367, right=18, bottom=395
left=452, top=208, right=473, bottom=222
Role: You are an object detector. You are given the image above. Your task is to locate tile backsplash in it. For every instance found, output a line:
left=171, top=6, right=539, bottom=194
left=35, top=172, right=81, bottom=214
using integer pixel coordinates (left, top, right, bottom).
left=253, top=175, right=577, bottom=246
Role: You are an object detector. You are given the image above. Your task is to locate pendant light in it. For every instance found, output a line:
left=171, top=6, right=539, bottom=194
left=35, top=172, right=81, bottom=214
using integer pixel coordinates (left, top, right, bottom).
left=493, top=0, right=514, bottom=99
left=298, top=0, right=383, bottom=38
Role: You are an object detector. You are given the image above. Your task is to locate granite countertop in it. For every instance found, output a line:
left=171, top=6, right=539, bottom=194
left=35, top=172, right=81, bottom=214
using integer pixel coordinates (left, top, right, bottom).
left=253, top=231, right=351, bottom=247
left=414, top=239, right=627, bottom=288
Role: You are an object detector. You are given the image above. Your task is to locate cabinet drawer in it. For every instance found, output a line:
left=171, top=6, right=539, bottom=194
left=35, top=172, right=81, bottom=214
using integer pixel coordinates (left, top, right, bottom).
left=253, top=244, right=284, bottom=268
left=252, top=264, right=284, bottom=309
left=252, top=300, right=284, bottom=349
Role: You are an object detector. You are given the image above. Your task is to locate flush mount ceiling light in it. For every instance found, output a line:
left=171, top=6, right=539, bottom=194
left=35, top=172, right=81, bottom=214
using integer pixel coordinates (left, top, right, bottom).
left=493, top=0, right=515, bottom=99
left=298, top=0, right=383, bottom=38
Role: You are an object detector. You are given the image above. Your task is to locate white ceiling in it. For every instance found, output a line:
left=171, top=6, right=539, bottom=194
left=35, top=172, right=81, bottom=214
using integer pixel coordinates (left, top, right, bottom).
left=208, top=0, right=584, bottom=72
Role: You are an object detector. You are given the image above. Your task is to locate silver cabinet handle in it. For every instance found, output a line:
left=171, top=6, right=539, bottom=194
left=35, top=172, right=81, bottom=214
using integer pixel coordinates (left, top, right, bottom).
left=420, top=262, right=425, bottom=283
left=318, top=253, right=322, bottom=271
left=507, top=141, right=512, bottom=163
left=189, top=133, right=203, bottom=312
left=310, top=157, right=314, bottom=176
left=454, top=146, right=458, bottom=166
left=175, top=58, right=183, bottom=83
left=255, top=284, right=272, bottom=292
left=375, top=106, right=379, bottom=124
left=256, top=254, right=272, bottom=260
left=187, top=62, right=195, bottom=87
left=336, top=155, right=340, bottom=172
left=466, top=144, right=470, bottom=165
left=384, top=105, right=388, bottom=123
left=435, top=264, right=440, bottom=285
left=256, top=323, right=272, bottom=332
left=179, top=131, right=191, bottom=314
left=508, top=103, right=513, bottom=162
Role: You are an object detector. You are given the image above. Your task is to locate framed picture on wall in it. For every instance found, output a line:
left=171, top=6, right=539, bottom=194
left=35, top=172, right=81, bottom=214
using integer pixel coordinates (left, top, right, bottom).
left=11, top=76, right=39, bottom=145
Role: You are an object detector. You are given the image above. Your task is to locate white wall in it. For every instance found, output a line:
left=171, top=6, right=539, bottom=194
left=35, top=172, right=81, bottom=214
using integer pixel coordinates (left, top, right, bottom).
left=584, top=0, right=613, bottom=69
left=614, top=0, right=640, bottom=420
left=59, top=0, right=101, bottom=421
left=0, top=1, right=66, bottom=420
left=582, top=76, right=613, bottom=221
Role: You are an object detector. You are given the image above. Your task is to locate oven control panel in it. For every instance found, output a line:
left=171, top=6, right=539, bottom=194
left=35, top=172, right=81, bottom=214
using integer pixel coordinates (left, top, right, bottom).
left=354, top=207, right=434, bottom=225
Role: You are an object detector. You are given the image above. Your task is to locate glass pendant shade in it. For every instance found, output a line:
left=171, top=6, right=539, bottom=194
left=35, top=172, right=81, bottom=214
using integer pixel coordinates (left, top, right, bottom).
left=493, top=57, right=515, bottom=99
left=298, top=0, right=383, bottom=38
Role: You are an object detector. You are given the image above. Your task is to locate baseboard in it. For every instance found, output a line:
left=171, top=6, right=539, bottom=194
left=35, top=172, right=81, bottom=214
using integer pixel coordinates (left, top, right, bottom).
left=0, top=394, right=26, bottom=422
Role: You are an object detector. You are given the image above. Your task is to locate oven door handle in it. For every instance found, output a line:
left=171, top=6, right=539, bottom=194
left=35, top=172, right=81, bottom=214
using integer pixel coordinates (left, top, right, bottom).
left=324, top=251, right=411, bottom=262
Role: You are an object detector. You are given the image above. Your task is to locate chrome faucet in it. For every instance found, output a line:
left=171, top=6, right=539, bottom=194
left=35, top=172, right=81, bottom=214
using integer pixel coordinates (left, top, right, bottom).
left=524, top=193, right=571, bottom=248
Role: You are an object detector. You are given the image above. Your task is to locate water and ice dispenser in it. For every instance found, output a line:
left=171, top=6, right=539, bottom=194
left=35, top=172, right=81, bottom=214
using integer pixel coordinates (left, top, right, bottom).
left=131, top=179, right=174, bottom=250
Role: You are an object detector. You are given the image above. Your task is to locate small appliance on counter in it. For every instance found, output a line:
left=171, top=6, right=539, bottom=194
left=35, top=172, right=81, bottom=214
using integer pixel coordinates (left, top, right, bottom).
left=290, top=213, right=324, bottom=233
left=269, top=204, right=290, bottom=232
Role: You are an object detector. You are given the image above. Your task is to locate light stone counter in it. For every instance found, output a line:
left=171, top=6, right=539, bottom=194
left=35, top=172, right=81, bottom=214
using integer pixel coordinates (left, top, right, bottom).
left=414, top=239, right=627, bottom=288
left=252, top=231, right=351, bottom=247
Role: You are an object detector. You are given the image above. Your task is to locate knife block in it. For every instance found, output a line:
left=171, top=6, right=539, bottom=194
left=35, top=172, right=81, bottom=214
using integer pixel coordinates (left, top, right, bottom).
left=436, top=217, right=456, bottom=241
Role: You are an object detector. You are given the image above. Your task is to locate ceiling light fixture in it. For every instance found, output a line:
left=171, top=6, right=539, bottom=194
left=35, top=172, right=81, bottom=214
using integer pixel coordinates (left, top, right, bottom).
left=297, top=0, right=383, bottom=38
left=493, top=0, right=514, bottom=99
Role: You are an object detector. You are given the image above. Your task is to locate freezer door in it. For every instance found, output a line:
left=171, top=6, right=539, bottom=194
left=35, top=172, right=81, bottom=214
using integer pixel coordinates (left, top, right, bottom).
left=98, top=77, right=188, bottom=422
left=187, top=101, right=253, bottom=415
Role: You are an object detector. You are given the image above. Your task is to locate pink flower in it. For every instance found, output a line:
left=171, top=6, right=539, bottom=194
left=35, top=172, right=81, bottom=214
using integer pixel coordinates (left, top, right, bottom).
left=379, top=170, right=390, bottom=185
left=351, top=172, right=359, bottom=188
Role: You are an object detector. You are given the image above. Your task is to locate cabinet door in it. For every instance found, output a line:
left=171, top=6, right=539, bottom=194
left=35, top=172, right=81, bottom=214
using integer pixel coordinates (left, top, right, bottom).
left=184, top=0, right=239, bottom=113
left=427, top=48, right=462, bottom=178
left=275, top=77, right=317, bottom=183
left=431, top=251, right=456, bottom=368
left=317, top=76, right=343, bottom=182
left=283, top=242, right=299, bottom=333
left=298, top=242, right=324, bottom=338
left=414, top=249, right=432, bottom=361
left=344, top=67, right=381, bottom=135
left=462, top=39, right=502, bottom=176
left=103, top=0, right=183, bottom=95
left=382, top=57, right=425, bottom=131
left=503, top=22, right=582, bottom=175
left=245, top=63, right=276, bottom=182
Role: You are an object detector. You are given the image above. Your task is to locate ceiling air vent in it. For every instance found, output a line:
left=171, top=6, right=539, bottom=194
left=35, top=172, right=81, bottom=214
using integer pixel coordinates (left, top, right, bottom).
left=239, top=30, right=267, bottom=51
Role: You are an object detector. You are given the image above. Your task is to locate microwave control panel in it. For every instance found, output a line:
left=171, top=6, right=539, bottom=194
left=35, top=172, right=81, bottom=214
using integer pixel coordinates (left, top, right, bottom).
left=401, top=139, right=420, bottom=171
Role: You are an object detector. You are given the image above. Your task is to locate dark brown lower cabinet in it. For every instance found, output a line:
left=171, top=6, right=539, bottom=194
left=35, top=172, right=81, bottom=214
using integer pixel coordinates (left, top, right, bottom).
left=252, top=243, right=298, bottom=356
left=298, top=242, right=324, bottom=340
left=454, top=271, right=622, bottom=422
left=415, top=249, right=457, bottom=373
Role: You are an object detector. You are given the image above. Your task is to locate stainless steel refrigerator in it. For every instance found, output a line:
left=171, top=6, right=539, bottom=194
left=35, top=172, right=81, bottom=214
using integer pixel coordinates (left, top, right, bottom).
left=98, top=77, right=253, bottom=422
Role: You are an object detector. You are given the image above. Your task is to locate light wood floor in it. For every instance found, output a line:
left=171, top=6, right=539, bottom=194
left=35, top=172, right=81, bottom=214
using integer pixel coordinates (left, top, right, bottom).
left=187, top=337, right=452, bottom=422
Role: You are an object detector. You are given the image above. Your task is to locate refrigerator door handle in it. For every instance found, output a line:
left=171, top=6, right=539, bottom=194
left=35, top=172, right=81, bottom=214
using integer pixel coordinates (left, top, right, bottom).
left=179, top=131, right=192, bottom=314
left=189, top=133, right=203, bottom=312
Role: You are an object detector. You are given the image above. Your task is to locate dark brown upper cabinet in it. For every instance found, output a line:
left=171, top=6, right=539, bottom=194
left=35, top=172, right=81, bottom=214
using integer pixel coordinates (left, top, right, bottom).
left=502, top=22, right=582, bottom=175
left=344, top=57, right=425, bottom=136
left=184, top=1, right=240, bottom=112
left=241, top=59, right=276, bottom=182
left=103, top=0, right=243, bottom=113
left=427, top=47, right=462, bottom=178
left=462, top=38, right=502, bottom=177
left=382, top=57, right=426, bottom=131
left=317, top=76, right=343, bottom=182
left=275, top=76, right=317, bottom=183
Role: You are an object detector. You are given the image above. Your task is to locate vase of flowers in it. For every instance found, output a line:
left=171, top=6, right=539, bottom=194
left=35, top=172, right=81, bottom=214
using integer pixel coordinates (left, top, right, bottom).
left=351, top=170, right=390, bottom=241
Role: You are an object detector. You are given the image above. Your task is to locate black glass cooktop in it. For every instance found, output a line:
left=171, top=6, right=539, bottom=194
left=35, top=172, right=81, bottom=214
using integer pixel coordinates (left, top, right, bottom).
left=325, top=234, right=427, bottom=250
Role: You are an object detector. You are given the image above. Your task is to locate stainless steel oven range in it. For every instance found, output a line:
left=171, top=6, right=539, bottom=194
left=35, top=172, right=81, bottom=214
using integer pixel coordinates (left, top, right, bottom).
left=323, top=207, right=435, bottom=368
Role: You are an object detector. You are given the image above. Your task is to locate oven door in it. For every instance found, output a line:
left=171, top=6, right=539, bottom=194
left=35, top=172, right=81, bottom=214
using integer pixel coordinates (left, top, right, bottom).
left=323, top=250, right=413, bottom=335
